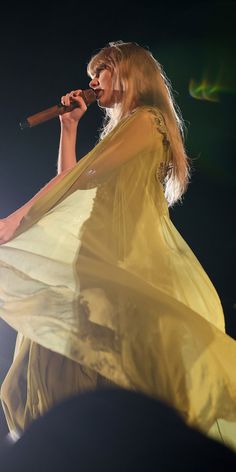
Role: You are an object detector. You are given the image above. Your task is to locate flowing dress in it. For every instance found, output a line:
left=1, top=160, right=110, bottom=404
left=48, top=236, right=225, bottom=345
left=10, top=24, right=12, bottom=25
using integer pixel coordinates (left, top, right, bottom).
left=0, top=106, right=236, bottom=448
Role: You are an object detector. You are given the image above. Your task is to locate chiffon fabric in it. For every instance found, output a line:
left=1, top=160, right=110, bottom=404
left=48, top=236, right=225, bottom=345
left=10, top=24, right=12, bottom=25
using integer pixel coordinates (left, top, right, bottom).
left=0, top=107, right=236, bottom=449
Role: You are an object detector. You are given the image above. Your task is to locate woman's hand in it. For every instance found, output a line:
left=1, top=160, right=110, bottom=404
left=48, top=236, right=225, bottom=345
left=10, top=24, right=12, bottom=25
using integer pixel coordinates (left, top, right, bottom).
left=0, top=215, right=22, bottom=245
left=60, top=89, right=87, bottom=125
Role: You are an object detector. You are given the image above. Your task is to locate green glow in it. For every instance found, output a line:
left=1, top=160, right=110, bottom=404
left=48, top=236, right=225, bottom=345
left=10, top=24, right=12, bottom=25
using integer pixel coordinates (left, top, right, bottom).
left=189, top=62, right=235, bottom=102
left=189, top=78, right=222, bottom=102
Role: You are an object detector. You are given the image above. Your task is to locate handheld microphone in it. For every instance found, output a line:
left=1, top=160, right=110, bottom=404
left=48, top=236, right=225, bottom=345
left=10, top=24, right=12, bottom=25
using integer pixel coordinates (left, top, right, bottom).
left=19, top=89, right=96, bottom=130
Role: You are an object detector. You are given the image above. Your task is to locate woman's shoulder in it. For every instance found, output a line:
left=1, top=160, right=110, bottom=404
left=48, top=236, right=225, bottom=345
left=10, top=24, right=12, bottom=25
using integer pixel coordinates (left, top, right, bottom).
left=98, top=105, right=169, bottom=148
left=131, top=106, right=169, bottom=143
left=131, top=105, right=165, bottom=126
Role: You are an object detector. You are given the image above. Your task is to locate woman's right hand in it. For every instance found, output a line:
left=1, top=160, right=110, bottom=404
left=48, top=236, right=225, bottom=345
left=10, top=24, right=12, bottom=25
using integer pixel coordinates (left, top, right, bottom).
left=60, top=89, right=87, bottom=125
left=0, top=215, right=22, bottom=245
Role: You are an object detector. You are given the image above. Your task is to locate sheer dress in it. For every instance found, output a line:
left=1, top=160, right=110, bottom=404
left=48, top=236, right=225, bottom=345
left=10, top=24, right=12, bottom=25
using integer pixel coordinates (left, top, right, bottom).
left=0, top=106, right=235, bottom=449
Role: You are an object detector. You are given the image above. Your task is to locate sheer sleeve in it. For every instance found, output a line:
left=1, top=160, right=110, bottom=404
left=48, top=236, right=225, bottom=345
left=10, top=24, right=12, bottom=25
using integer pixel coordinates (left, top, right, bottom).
left=76, top=106, right=169, bottom=188
left=14, top=106, right=169, bottom=237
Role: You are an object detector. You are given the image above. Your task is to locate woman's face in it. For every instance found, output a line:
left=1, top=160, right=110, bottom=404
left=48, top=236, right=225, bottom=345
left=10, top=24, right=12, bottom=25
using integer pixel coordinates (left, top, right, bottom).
left=89, top=65, right=122, bottom=108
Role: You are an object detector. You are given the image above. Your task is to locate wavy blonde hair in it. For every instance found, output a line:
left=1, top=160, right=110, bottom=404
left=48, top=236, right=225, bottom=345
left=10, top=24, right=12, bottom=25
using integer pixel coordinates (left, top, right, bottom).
left=87, top=40, right=191, bottom=206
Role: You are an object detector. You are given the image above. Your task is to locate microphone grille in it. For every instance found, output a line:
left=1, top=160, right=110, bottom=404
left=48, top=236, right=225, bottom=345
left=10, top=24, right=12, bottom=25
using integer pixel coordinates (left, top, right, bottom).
left=82, top=89, right=96, bottom=106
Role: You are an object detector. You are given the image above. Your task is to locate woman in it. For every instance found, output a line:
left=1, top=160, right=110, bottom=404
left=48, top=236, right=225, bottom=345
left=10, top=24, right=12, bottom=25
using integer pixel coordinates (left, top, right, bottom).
left=0, top=41, right=235, bottom=449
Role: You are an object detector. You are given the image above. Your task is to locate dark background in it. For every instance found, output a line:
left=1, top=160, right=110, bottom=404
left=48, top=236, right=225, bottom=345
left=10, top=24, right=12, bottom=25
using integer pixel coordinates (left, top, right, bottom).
left=0, top=0, right=235, bottom=439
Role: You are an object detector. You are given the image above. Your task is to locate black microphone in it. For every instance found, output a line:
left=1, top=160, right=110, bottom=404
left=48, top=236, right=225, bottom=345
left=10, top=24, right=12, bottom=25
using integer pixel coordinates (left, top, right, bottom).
left=19, top=89, right=96, bottom=130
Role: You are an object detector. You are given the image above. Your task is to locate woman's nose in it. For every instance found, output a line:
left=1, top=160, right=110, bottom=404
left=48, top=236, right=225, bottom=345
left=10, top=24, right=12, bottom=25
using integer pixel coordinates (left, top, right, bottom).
left=89, top=78, right=99, bottom=89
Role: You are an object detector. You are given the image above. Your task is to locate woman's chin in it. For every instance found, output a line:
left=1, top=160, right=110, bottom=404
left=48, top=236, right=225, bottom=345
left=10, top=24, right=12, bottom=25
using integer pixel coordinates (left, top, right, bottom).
left=98, top=99, right=113, bottom=109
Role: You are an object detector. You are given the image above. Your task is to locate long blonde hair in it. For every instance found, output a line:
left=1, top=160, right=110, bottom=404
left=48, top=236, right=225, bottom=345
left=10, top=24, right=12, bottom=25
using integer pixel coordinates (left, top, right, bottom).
left=87, top=40, right=191, bottom=206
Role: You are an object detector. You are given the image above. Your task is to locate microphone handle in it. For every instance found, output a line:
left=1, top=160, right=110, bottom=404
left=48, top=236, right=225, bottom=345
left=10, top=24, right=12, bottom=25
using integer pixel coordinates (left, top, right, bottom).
left=19, top=89, right=96, bottom=130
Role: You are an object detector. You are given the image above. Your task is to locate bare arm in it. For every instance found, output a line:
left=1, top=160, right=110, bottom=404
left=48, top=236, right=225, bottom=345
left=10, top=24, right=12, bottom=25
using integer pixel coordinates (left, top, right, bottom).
left=57, top=89, right=88, bottom=174
left=0, top=169, right=71, bottom=244
left=57, top=121, right=78, bottom=173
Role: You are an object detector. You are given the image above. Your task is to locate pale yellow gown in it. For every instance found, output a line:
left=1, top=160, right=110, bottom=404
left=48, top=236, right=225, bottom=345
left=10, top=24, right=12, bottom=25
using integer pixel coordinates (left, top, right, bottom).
left=0, top=106, right=236, bottom=449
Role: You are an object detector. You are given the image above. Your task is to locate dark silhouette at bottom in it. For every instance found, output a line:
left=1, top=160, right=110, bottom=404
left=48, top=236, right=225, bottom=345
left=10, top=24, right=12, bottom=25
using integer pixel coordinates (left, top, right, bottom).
left=0, top=388, right=235, bottom=471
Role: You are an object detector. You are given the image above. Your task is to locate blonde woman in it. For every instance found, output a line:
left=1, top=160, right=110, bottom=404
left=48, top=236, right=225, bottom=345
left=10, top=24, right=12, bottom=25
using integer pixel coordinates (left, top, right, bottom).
left=0, top=41, right=235, bottom=450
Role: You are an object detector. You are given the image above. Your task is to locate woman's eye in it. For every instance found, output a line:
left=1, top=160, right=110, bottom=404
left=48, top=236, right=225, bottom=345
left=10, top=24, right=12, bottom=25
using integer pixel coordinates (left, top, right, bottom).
left=96, top=64, right=109, bottom=76
left=94, top=69, right=101, bottom=79
left=97, top=67, right=104, bottom=75
left=92, top=64, right=109, bottom=80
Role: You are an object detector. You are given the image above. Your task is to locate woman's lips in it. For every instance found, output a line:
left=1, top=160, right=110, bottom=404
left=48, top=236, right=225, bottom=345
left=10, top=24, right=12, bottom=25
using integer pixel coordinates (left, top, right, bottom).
left=95, top=89, right=103, bottom=99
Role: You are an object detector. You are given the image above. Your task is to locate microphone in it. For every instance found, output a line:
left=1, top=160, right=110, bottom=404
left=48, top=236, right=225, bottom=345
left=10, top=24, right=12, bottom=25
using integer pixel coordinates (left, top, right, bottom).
left=19, top=89, right=96, bottom=130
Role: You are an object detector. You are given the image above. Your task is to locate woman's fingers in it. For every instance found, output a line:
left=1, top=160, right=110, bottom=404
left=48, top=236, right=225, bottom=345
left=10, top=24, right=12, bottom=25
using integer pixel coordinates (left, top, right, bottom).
left=59, top=89, right=88, bottom=123
left=61, top=93, right=71, bottom=107
left=61, top=90, right=84, bottom=107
